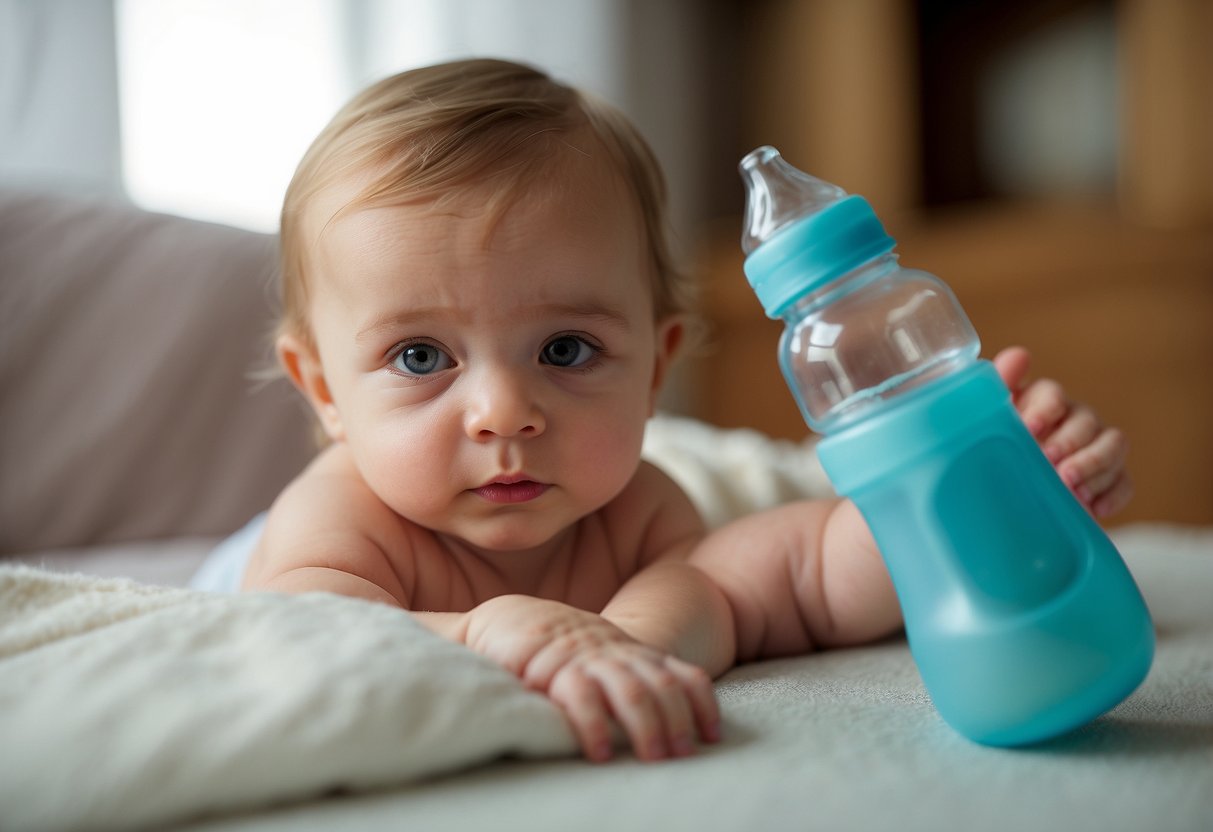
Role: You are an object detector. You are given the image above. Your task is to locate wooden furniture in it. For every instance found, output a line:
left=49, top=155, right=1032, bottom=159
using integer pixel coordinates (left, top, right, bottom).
left=684, top=0, right=1213, bottom=526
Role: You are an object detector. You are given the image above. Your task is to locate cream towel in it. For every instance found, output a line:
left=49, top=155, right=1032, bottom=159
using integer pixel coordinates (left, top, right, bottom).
left=0, top=568, right=575, bottom=831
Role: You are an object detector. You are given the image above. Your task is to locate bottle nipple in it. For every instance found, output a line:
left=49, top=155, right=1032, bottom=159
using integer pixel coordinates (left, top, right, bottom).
left=739, top=146, right=847, bottom=255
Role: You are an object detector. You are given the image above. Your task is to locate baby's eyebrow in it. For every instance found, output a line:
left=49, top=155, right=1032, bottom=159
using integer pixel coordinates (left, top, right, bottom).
left=528, top=302, right=633, bottom=332
left=355, top=307, right=463, bottom=345
left=355, top=301, right=632, bottom=344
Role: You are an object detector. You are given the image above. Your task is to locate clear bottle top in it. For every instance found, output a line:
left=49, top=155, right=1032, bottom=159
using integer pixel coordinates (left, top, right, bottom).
left=737, top=146, right=979, bottom=432
left=739, top=146, right=846, bottom=255
left=738, top=146, right=896, bottom=319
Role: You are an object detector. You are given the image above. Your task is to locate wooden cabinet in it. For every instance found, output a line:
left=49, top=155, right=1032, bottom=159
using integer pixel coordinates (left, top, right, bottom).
left=684, top=0, right=1213, bottom=525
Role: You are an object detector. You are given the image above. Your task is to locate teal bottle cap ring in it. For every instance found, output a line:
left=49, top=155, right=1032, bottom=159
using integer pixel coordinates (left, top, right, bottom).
left=743, top=195, right=895, bottom=318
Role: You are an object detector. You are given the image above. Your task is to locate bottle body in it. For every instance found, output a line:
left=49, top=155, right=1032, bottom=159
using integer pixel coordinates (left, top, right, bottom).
left=811, top=361, right=1154, bottom=745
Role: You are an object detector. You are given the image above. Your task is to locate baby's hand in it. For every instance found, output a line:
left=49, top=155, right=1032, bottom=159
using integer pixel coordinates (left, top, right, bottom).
left=464, top=594, right=719, bottom=763
left=993, top=346, right=1133, bottom=518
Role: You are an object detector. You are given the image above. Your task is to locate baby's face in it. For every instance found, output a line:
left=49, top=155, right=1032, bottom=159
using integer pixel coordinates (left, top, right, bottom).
left=291, top=159, right=679, bottom=554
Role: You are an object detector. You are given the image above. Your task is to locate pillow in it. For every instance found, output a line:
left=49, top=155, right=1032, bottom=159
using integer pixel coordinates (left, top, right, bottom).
left=0, top=189, right=314, bottom=553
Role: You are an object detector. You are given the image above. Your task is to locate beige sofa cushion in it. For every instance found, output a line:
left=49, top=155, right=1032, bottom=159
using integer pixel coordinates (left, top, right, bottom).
left=0, top=189, right=314, bottom=553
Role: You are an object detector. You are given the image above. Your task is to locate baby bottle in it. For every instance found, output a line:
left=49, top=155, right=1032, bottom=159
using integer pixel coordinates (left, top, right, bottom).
left=738, top=146, right=1154, bottom=746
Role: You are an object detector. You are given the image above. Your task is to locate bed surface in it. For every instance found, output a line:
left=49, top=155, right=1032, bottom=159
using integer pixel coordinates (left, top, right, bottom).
left=5, top=523, right=1211, bottom=832
left=178, top=524, right=1213, bottom=832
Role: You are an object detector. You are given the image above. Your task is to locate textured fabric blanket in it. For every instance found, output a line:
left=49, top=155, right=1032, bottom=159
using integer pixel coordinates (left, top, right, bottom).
left=0, top=567, right=578, bottom=831
left=3, top=525, right=1212, bottom=832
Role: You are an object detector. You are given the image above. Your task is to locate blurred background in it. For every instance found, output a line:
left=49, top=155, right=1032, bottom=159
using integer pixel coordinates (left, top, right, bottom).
left=2, top=0, right=1210, bottom=526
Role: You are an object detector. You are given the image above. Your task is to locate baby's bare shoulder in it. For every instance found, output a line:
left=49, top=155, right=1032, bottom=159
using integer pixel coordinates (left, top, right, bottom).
left=599, top=461, right=705, bottom=569
left=270, top=444, right=397, bottom=535
left=245, top=445, right=418, bottom=600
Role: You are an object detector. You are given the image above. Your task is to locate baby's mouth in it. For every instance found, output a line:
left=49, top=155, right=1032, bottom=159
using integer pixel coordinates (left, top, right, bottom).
left=473, top=478, right=550, bottom=504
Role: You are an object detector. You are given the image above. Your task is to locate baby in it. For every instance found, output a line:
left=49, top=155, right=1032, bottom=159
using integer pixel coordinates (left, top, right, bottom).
left=236, top=58, right=1131, bottom=764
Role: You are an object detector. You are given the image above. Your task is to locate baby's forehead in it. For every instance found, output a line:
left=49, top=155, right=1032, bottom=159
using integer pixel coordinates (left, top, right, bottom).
left=305, top=146, right=639, bottom=255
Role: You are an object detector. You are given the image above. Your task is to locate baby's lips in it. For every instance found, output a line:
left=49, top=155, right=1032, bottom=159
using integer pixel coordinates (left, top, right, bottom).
left=473, top=480, right=550, bottom=504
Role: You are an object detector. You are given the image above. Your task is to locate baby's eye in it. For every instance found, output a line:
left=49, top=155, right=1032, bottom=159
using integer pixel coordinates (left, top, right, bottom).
left=391, top=342, right=454, bottom=376
left=540, top=335, right=597, bottom=368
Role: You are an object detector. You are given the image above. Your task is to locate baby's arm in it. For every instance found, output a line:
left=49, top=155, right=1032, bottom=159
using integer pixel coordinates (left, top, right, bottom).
left=454, top=591, right=722, bottom=763
left=594, top=464, right=736, bottom=675
left=420, top=562, right=730, bottom=764
left=583, top=541, right=735, bottom=760
left=689, top=498, right=898, bottom=662
left=456, top=466, right=733, bottom=763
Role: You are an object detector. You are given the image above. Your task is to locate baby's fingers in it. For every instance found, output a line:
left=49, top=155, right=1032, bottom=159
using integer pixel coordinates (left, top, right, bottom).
left=548, top=668, right=615, bottom=763
left=612, top=659, right=721, bottom=760
left=1056, top=427, right=1131, bottom=509
left=595, top=665, right=674, bottom=761
left=665, top=658, right=722, bottom=745
left=1091, top=472, right=1135, bottom=519
left=1017, top=378, right=1070, bottom=438
left=1040, top=404, right=1101, bottom=465
left=993, top=346, right=1032, bottom=396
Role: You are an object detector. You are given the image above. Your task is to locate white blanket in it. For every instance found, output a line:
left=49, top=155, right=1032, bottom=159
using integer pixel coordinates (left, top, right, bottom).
left=2, top=414, right=1211, bottom=832
left=0, top=568, right=577, bottom=831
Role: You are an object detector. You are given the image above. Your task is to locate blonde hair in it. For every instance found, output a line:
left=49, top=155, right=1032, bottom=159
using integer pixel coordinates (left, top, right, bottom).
left=278, top=58, right=691, bottom=346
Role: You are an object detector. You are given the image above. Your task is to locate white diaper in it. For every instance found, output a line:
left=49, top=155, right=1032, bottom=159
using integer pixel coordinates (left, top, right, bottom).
left=189, top=512, right=268, bottom=592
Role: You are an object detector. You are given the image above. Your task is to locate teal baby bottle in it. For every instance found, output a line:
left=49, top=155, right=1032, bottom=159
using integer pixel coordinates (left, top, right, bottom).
left=738, top=146, right=1154, bottom=746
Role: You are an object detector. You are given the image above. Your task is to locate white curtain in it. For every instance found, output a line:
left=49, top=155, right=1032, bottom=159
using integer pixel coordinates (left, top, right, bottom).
left=0, top=0, right=123, bottom=195
left=1, top=0, right=721, bottom=243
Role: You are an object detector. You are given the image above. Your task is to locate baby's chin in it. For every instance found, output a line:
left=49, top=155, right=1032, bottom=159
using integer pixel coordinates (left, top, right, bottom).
left=436, top=503, right=607, bottom=559
left=389, top=487, right=612, bottom=556
left=440, top=515, right=577, bottom=556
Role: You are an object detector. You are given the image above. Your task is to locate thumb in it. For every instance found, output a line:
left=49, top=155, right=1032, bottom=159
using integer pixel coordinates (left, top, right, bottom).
left=992, top=345, right=1032, bottom=395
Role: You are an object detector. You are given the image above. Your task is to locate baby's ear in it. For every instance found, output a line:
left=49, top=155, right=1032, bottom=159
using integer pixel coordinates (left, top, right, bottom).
left=276, top=332, right=345, bottom=442
left=648, top=314, right=686, bottom=413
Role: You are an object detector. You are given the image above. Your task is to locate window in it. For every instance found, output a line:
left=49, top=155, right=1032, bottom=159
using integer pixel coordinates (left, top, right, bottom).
left=116, top=0, right=348, bottom=232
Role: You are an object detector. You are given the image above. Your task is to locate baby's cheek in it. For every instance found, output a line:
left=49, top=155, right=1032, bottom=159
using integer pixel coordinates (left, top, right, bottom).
left=352, top=430, right=448, bottom=516
left=573, top=425, right=646, bottom=501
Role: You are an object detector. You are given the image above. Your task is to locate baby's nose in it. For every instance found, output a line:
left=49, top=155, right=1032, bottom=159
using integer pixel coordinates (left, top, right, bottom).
left=464, top=372, right=546, bottom=440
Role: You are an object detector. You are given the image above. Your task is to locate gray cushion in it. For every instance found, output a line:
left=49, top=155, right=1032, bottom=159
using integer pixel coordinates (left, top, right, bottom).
left=0, top=189, right=314, bottom=553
